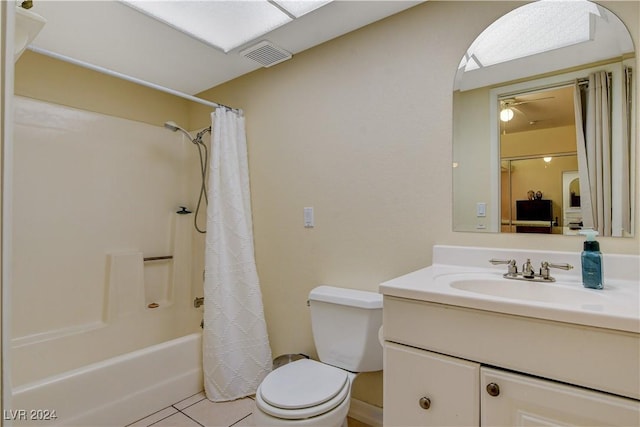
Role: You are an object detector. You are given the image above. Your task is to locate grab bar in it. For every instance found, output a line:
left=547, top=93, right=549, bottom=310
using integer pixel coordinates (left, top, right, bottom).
left=143, top=255, right=173, bottom=262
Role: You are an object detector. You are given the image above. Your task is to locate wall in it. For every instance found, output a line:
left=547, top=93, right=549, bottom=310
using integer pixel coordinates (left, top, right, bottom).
left=453, top=87, right=494, bottom=231
left=501, top=125, right=577, bottom=158
left=15, top=51, right=191, bottom=128
left=191, top=0, right=639, bottom=407
left=1, top=0, right=8, bottom=416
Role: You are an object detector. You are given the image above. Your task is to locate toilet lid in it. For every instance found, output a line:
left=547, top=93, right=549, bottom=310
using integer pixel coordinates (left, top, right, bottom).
left=260, top=359, right=348, bottom=410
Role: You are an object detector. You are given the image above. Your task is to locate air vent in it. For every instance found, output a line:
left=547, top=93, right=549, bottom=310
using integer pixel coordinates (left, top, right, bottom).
left=240, top=41, right=292, bottom=68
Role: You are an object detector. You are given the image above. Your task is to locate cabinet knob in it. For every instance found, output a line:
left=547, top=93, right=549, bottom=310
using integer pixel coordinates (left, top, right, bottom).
left=418, top=396, right=431, bottom=410
left=486, top=382, right=500, bottom=397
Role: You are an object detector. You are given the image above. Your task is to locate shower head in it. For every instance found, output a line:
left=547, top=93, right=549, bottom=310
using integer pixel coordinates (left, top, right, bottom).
left=164, top=121, right=193, bottom=140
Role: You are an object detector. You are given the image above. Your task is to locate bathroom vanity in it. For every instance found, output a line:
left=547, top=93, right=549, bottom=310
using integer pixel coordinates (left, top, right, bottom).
left=380, top=246, right=640, bottom=426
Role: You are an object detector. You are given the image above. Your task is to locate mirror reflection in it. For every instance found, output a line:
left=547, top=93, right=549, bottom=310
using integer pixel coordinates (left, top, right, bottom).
left=499, top=85, right=579, bottom=235
left=452, top=0, right=635, bottom=237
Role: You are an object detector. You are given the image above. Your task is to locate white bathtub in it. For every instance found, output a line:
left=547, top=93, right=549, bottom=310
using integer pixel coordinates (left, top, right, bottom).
left=11, top=332, right=203, bottom=426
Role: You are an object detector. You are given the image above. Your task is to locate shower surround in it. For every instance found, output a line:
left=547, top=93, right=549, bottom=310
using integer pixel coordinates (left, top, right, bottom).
left=10, top=97, right=205, bottom=424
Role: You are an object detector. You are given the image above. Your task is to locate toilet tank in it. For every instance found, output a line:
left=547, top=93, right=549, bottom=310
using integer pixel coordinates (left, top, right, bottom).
left=308, top=286, right=383, bottom=372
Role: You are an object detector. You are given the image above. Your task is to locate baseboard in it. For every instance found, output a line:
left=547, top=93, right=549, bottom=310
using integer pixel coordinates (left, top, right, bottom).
left=348, top=398, right=383, bottom=427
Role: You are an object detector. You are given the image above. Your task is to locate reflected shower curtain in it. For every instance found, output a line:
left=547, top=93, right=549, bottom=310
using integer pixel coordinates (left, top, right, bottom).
left=575, top=71, right=613, bottom=236
left=620, top=67, right=632, bottom=235
left=203, top=108, right=272, bottom=401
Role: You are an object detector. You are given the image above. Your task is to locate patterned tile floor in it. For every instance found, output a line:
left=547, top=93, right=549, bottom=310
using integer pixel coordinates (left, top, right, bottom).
left=126, top=391, right=370, bottom=427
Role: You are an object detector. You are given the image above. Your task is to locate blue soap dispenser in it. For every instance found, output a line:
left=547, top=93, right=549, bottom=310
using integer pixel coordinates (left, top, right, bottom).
left=578, top=229, right=603, bottom=289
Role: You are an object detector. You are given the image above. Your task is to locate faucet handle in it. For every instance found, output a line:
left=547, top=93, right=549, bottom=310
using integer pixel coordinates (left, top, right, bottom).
left=489, top=258, right=515, bottom=265
left=540, top=261, right=574, bottom=280
left=546, top=262, right=574, bottom=271
left=489, top=259, right=518, bottom=276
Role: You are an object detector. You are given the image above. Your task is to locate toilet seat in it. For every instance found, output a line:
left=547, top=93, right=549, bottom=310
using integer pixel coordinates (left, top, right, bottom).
left=256, top=359, right=350, bottom=420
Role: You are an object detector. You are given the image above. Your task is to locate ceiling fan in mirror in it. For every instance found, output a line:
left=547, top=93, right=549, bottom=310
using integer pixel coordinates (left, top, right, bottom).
left=499, top=95, right=556, bottom=133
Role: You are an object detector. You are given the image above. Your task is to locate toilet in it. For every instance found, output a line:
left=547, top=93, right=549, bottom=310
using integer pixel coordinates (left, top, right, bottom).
left=253, top=285, right=383, bottom=427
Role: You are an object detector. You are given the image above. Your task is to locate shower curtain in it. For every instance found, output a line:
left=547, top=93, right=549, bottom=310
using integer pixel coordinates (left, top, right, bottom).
left=203, top=108, right=272, bottom=401
left=574, top=70, right=627, bottom=237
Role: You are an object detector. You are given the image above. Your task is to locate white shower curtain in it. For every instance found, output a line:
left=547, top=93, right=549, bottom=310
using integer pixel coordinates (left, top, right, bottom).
left=575, top=71, right=615, bottom=236
left=574, top=80, right=595, bottom=231
left=203, top=108, right=272, bottom=402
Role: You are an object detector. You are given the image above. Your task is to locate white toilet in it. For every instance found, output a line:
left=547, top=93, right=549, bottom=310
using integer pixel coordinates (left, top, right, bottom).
left=253, top=285, right=383, bottom=427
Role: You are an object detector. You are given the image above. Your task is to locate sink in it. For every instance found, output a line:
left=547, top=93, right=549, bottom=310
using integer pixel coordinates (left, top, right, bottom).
left=379, top=246, right=640, bottom=333
left=449, top=278, right=608, bottom=305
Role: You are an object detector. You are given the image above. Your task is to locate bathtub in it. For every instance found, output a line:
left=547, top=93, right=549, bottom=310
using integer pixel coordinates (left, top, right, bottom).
left=11, top=332, right=203, bottom=426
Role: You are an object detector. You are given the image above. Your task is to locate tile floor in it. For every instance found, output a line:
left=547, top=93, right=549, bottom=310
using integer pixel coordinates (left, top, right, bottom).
left=126, top=391, right=371, bottom=427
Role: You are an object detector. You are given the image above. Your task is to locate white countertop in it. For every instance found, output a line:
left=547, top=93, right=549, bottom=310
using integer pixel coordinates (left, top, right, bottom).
left=380, top=245, right=640, bottom=333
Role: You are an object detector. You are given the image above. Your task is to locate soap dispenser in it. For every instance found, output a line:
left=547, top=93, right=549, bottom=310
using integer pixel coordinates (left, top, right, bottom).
left=578, top=229, right=603, bottom=289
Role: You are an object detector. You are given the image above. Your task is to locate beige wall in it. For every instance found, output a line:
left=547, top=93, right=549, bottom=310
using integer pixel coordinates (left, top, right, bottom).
left=453, top=87, right=494, bottom=231
left=15, top=50, right=192, bottom=127
left=1, top=0, right=7, bottom=416
left=192, top=0, right=640, bottom=406
left=501, top=125, right=577, bottom=158
left=8, top=0, right=639, bottom=410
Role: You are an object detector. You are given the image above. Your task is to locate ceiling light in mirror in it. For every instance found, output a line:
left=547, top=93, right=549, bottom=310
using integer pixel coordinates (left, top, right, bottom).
left=500, top=108, right=514, bottom=122
left=122, top=0, right=333, bottom=53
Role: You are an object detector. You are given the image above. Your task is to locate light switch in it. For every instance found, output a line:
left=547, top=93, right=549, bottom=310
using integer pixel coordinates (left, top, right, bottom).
left=476, top=202, right=486, bottom=217
left=304, top=207, right=314, bottom=228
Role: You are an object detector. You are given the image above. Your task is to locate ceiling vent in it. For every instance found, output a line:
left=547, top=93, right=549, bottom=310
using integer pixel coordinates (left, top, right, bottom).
left=240, top=41, right=292, bottom=68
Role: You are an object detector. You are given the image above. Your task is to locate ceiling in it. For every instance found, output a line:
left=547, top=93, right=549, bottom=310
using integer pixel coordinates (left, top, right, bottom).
left=25, top=1, right=423, bottom=96
left=500, top=86, right=576, bottom=134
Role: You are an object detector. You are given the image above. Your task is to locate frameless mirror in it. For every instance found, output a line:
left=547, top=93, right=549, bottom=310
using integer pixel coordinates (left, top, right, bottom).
left=452, top=0, right=635, bottom=237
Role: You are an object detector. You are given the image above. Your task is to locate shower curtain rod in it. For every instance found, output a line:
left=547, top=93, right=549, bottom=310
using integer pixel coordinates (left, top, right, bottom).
left=28, top=46, right=238, bottom=112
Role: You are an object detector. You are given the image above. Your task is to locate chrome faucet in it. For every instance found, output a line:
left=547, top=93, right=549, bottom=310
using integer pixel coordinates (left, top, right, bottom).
left=522, top=258, right=535, bottom=279
left=490, top=259, right=573, bottom=282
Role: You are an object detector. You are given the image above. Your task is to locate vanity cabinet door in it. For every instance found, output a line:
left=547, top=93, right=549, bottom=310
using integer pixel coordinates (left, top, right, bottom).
left=481, top=367, right=640, bottom=426
left=384, top=342, right=480, bottom=426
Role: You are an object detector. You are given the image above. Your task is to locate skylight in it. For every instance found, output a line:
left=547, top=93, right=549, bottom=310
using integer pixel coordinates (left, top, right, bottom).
left=122, top=0, right=333, bottom=53
left=459, top=0, right=599, bottom=72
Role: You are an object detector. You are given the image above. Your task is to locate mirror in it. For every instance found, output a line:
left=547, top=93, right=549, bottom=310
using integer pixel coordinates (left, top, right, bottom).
left=452, top=0, right=635, bottom=237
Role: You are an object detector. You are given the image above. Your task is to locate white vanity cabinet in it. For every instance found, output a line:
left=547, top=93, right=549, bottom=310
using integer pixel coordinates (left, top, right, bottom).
left=382, top=296, right=640, bottom=427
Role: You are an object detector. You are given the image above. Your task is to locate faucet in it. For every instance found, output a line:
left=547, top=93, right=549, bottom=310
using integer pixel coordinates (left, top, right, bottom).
left=522, top=259, right=535, bottom=279
left=490, top=259, right=573, bottom=282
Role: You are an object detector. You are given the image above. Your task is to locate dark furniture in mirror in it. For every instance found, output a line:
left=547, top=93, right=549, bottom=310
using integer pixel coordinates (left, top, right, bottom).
left=516, top=199, right=553, bottom=234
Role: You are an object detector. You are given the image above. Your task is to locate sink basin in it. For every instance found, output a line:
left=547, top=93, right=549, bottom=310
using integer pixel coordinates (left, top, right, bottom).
left=388, top=268, right=638, bottom=331
left=379, top=246, right=640, bottom=333
left=450, top=278, right=607, bottom=305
